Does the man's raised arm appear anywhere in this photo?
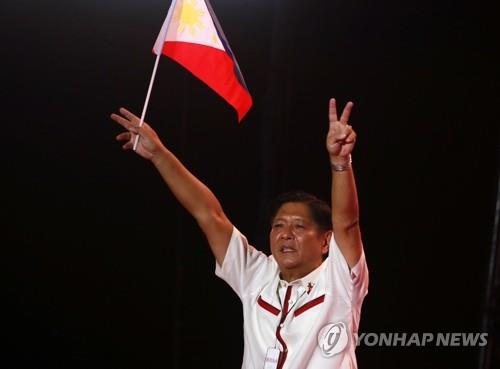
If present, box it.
[326,98,363,268]
[111,108,233,266]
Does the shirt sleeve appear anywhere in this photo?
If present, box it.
[328,236,369,305]
[215,226,274,299]
[350,249,369,306]
[328,237,369,336]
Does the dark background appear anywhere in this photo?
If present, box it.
[1,0,497,368]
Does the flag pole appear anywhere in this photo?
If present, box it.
[133,52,162,151]
[133,0,178,151]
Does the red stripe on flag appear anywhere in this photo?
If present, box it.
[162,41,252,122]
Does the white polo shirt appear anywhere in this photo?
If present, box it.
[215,226,369,369]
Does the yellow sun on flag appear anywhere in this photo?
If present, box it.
[211,34,219,46]
[174,0,205,37]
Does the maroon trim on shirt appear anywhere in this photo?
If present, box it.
[276,328,287,369]
[257,296,280,316]
[276,286,292,369]
[293,294,326,317]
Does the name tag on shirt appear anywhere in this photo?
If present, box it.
[263,347,280,369]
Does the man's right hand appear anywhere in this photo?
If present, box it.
[111,107,165,161]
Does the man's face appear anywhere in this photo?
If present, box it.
[270,202,330,280]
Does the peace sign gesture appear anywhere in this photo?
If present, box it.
[326,98,356,159]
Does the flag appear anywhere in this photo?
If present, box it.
[153,0,253,122]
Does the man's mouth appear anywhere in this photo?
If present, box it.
[281,246,297,253]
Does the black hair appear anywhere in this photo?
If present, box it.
[269,190,332,233]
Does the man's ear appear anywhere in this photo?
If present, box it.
[322,231,333,254]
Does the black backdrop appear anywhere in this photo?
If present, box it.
[2,1,497,368]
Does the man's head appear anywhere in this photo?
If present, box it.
[269,191,332,282]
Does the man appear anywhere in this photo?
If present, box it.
[110,98,368,369]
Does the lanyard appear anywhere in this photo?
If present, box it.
[277,284,307,319]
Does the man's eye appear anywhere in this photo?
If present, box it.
[273,223,283,228]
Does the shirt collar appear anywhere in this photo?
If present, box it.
[278,260,326,293]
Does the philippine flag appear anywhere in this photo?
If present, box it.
[153,0,253,122]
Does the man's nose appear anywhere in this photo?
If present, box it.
[280,226,294,239]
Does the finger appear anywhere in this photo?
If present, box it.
[111,113,135,130]
[333,130,348,142]
[122,141,134,150]
[119,107,139,122]
[329,98,338,122]
[330,123,350,139]
[116,132,132,142]
[331,124,354,142]
[345,131,356,144]
[340,101,354,125]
